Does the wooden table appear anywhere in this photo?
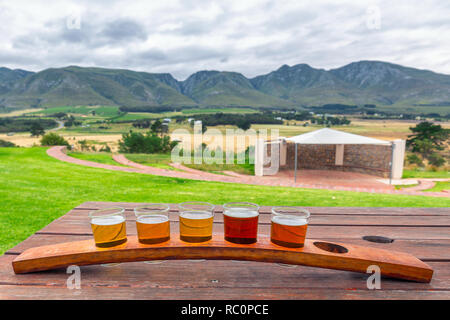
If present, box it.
[1,202,449,299]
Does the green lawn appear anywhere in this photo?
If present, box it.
[186,161,254,175]
[125,153,178,171]
[113,152,254,175]
[0,147,449,255]
[394,183,419,190]
[424,181,450,192]
[402,169,450,179]
[67,151,128,167]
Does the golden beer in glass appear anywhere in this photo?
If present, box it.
[89,207,127,247]
[135,204,170,244]
[179,202,214,243]
[270,207,310,248]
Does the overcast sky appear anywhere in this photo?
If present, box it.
[1,0,449,80]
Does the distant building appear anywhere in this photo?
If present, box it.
[163,118,171,123]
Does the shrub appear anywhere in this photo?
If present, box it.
[30,122,45,137]
[0,139,16,147]
[40,133,71,149]
[119,131,178,154]
[406,154,424,167]
[428,153,446,167]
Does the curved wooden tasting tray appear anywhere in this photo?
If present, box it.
[12,235,433,282]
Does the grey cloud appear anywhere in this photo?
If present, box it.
[1,0,450,79]
[100,18,147,42]
[137,49,167,61]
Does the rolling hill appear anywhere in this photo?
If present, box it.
[1,61,450,114]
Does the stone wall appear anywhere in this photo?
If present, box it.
[266,142,392,177]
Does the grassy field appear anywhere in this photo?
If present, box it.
[0,147,448,255]
[77,151,255,174]
[402,169,450,179]
[125,153,179,171]
[29,105,121,117]
[68,151,128,167]
[425,181,450,192]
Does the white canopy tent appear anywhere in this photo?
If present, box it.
[284,128,395,183]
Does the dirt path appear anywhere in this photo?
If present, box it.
[47,146,449,197]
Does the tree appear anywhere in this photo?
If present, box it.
[406,121,449,167]
[119,131,178,154]
[428,153,445,167]
[0,139,16,147]
[151,120,163,136]
[407,122,449,153]
[40,133,70,148]
[30,122,45,137]
[237,119,251,131]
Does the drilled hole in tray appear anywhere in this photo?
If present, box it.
[362,236,394,244]
[314,241,348,254]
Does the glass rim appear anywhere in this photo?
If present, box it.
[271,206,310,219]
[178,201,214,212]
[89,207,125,219]
[134,203,170,216]
[223,202,260,210]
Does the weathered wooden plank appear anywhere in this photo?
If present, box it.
[61,209,450,226]
[11,235,433,282]
[0,255,448,291]
[36,220,450,241]
[1,285,449,300]
[2,202,449,300]
[5,234,450,261]
[74,202,450,215]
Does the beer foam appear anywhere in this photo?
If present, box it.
[137,214,169,224]
[91,215,125,226]
[272,215,308,226]
[223,209,259,218]
[179,211,213,219]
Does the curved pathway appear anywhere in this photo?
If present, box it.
[403,180,436,192]
[47,146,448,197]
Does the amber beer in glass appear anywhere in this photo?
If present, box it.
[270,207,310,248]
[89,207,127,247]
[135,204,170,244]
[179,202,214,243]
[223,202,260,244]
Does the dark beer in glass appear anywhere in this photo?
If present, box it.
[223,202,260,244]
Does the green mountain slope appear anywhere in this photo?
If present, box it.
[182,71,293,107]
[0,67,34,95]
[0,66,196,109]
[1,61,450,113]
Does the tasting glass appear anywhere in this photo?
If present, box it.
[178,201,215,243]
[222,202,260,244]
[89,207,127,248]
[270,206,310,248]
[134,204,170,244]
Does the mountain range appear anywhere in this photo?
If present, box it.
[1,61,450,113]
